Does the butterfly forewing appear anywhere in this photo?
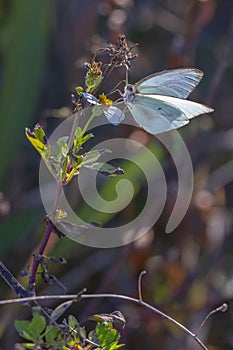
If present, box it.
[136,68,204,99]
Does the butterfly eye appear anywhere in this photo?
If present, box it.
[124,85,133,94]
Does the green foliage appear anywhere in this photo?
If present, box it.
[26,120,123,187]
[15,308,46,344]
[89,323,124,350]
[25,124,50,162]
[15,312,124,350]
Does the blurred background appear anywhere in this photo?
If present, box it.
[0,0,233,349]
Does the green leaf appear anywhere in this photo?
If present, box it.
[15,320,34,342]
[56,136,69,158]
[44,325,60,344]
[25,124,50,160]
[75,86,84,95]
[50,300,74,323]
[84,162,124,176]
[29,311,46,341]
[73,128,93,152]
[21,344,36,349]
[68,315,79,329]
[15,311,46,344]
[82,149,111,166]
[90,323,124,350]
[25,124,57,179]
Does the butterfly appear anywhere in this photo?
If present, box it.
[104,68,214,134]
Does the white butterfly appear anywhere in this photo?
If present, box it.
[104,68,214,134]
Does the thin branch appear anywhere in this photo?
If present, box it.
[29,220,54,292]
[0,292,208,350]
[138,270,146,302]
[195,303,228,337]
[0,260,33,298]
[29,183,63,292]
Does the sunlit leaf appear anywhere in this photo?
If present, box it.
[84,162,124,176]
[68,315,79,329]
[25,124,50,160]
[50,300,74,323]
[89,323,124,350]
[56,136,69,158]
[82,149,111,166]
[53,219,97,240]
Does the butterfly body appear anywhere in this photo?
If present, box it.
[104,68,214,134]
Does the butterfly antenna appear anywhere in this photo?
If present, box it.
[108,80,125,98]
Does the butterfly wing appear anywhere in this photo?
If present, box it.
[104,106,125,125]
[135,68,204,98]
[127,94,213,135]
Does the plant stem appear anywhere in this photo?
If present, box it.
[29,183,63,293]
[0,260,33,298]
[92,60,119,96]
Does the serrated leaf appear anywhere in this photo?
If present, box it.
[84,162,124,177]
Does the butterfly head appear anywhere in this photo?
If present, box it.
[123,84,136,104]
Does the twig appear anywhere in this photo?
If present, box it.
[0,260,33,298]
[29,183,63,292]
[0,292,209,350]
[138,270,146,302]
[195,303,228,337]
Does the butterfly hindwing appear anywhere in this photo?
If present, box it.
[128,97,189,135]
[128,94,213,135]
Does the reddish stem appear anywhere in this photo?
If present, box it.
[29,183,63,292]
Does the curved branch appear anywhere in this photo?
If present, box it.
[0,292,208,350]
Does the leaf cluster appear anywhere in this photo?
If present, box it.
[15,308,124,350]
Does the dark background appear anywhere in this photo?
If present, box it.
[0,0,233,349]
